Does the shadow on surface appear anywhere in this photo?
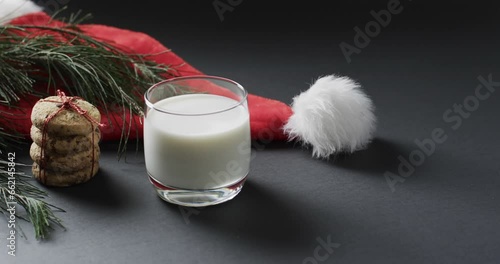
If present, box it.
[99,140,145,165]
[251,140,298,151]
[161,180,329,252]
[46,169,126,209]
[331,138,414,175]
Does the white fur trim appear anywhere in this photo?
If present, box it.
[283,75,376,158]
[0,0,42,24]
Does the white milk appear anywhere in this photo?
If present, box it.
[144,94,251,190]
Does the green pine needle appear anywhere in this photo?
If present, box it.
[0,11,191,239]
[0,159,65,240]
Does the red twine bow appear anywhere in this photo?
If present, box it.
[39,90,102,184]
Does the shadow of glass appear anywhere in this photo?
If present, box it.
[161,180,327,253]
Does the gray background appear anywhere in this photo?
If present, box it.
[3,0,500,263]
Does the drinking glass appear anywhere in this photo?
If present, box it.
[144,76,251,207]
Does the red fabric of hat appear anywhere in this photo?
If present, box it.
[3,12,292,142]
[2,10,376,159]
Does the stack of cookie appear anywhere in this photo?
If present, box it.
[30,95,101,187]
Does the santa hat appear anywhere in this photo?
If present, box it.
[0,0,376,159]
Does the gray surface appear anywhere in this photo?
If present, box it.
[3,1,500,263]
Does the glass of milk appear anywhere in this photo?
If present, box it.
[144,76,251,207]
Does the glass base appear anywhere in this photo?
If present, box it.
[148,175,247,207]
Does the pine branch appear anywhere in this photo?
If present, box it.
[0,24,183,156]
[0,157,65,240]
[0,12,192,239]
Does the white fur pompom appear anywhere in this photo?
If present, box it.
[0,0,42,25]
[283,75,376,158]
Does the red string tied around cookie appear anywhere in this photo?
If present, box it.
[39,90,102,184]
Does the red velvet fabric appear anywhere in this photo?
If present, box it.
[2,12,292,141]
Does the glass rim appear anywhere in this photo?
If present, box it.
[144,75,248,116]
